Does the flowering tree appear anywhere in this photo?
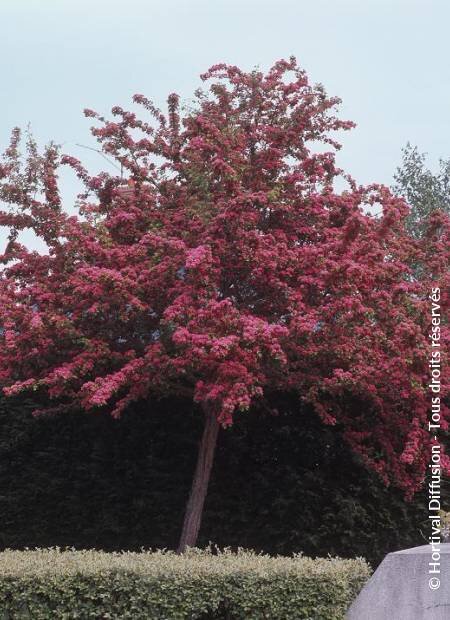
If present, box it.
[0,58,448,551]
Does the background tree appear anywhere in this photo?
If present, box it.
[393,143,450,238]
[0,59,448,552]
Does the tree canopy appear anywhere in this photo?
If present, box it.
[0,58,448,517]
[394,143,450,238]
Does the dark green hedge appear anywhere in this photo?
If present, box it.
[0,548,370,619]
[0,394,427,566]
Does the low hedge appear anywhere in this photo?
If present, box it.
[0,548,370,619]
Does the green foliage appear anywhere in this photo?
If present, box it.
[0,396,198,553]
[393,143,450,237]
[0,394,427,567]
[202,394,429,565]
[0,548,370,619]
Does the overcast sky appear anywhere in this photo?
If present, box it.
[1,0,449,251]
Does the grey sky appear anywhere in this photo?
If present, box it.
[1,0,449,251]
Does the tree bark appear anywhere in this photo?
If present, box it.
[177,407,220,553]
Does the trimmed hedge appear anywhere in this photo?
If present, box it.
[0,548,370,619]
[0,395,427,567]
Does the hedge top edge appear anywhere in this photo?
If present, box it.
[0,548,370,579]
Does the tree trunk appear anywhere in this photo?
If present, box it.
[177,407,220,553]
